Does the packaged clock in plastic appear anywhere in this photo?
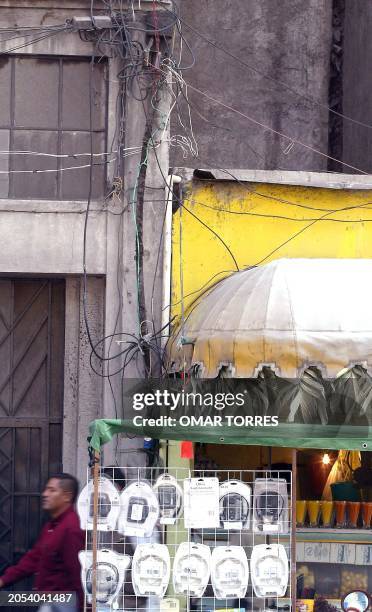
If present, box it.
[219,480,251,530]
[132,543,171,598]
[153,473,183,525]
[79,549,130,607]
[173,542,211,598]
[253,478,289,533]
[77,477,120,531]
[211,545,249,600]
[183,477,220,528]
[250,544,289,598]
[118,480,159,537]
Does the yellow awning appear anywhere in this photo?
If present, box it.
[167,258,372,378]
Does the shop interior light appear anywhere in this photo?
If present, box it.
[322,452,331,465]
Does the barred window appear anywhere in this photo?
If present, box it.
[0,56,107,200]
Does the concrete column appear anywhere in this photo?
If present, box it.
[63,276,105,486]
[111,40,172,466]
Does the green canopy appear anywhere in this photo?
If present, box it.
[88,418,371,453]
[88,369,372,453]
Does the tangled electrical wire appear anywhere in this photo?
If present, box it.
[0,22,73,54]
[89,318,175,419]
[80,0,200,387]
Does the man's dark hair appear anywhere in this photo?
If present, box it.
[50,473,79,504]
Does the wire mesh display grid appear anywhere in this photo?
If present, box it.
[83,466,293,612]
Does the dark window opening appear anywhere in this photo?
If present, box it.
[327,0,345,173]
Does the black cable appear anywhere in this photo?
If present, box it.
[166,269,236,311]
[119,41,242,366]
[252,198,372,267]
[124,15,179,35]
[174,19,195,71]
[125,72,240,274]
[186,195,372,223]
[79,6,238,384]
[0,28,70,55]
[82,54,100,360]
[156,61,369,174]
[154,0,372,133]
[149,196,167,355]
[180,201,239,270]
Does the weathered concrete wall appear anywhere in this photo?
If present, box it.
[172,0,333,171]
[343,1,372,174]
[0,202,106,275]
[63,277,105,485]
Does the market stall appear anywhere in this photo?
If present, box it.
[86,424,296,612]
[82,259,372,611]
[85,414,371,612]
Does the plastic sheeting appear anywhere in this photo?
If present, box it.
[88,418,371,452]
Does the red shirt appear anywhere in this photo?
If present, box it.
[0,506,85,610]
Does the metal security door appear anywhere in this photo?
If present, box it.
[0,279,65,603]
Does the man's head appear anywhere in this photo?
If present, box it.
[42,473,79,517]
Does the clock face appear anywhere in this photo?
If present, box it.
[158,485,177,509]
[86,563,119,603]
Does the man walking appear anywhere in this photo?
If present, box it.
[0,473,84,611]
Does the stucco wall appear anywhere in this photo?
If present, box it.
[172,0,333,171]
[171,178,372,318]
[0,202,106,275]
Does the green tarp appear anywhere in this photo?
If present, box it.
[88,418,372,453]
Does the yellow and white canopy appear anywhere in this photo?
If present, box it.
[168,258,372,378]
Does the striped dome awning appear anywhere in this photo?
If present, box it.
[167,258,372,378]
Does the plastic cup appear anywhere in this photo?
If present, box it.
[320,501,334,528]
[347,501,361,528]
[361,502,372,528]
[307,500,321,527]
[335,501,347,528]
[296,500,307,527]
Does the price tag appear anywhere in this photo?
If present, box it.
[161,599,180,611]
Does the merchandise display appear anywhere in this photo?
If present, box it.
[250,544,289,598]
[117,480,159,537]
[219,480,251,530]
[211,545,249,599]
[132,543,171,598]
[173,542,211,598]
[83,467,293,610]
[79,549,130,606]
[77,477,121,531]
[253,478,289,534]
[153,473,183,525]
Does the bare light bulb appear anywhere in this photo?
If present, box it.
[322,453,331,465]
